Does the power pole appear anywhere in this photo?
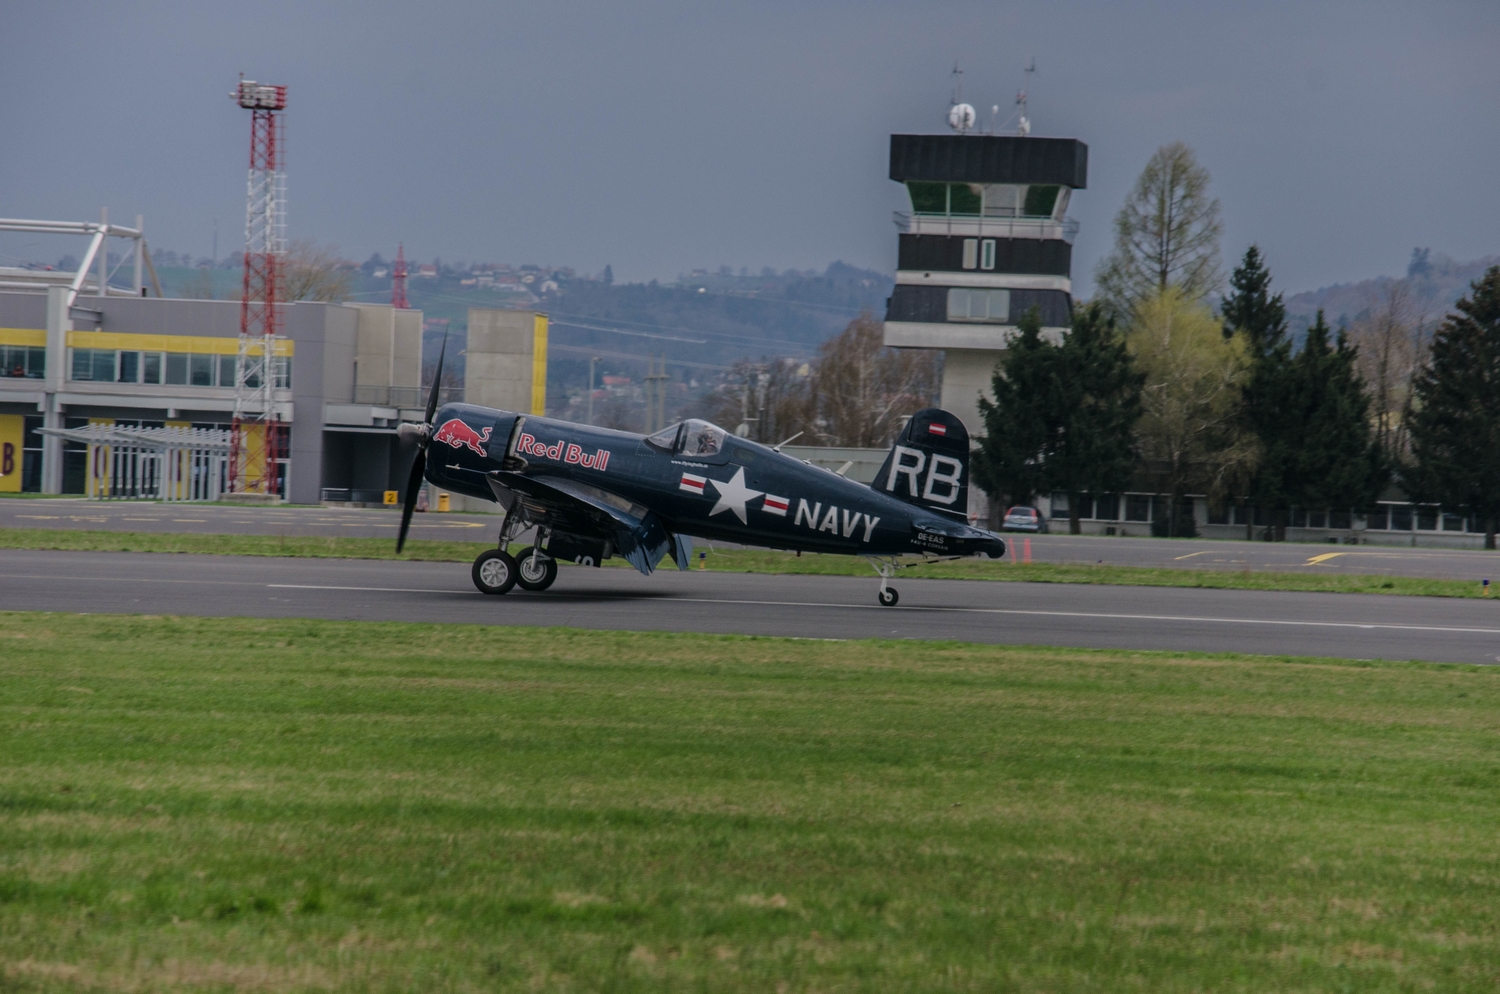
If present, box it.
[644,355,669,433]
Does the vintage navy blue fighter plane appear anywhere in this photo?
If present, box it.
[396,339,1005,605]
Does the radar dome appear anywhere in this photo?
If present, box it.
[947,102,976,133]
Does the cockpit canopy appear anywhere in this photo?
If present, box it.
[645,418,728,457]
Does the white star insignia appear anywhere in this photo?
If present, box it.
[707,467,763,525]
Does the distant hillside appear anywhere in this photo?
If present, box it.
[1285,249,1500,333]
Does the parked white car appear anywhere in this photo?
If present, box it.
[1002,506,1049,533]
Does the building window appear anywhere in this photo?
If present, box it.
[219,355,236,387]
[1390,505,1413,531]
[1,345,44,378]
[962,239,978,270]
[1095,494,1119,521]
[70,348,118,382]
[165,353,189,385]
[947,288,1011,323]
[142,352,162,384]
[1125,495,1151,522]
[1443,512,1467,532]
[980,239,996,270]
[188,354,213,386]
[118,351,139,383]
[1417,508,1438,530]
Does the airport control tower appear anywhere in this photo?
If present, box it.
[882,123,1088,469]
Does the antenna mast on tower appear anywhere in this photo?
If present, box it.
[229,76,288,498]
[391,243,409,308]
[1016,57,1036,136]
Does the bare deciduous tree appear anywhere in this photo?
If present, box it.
[710,357,814,445]
[1347,280,1429,469]
[282,240,355,302]
[809,314,940,447]
[1096,142,1223,316]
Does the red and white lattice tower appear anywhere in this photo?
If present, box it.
[229,77,288,496]
[391,242,409,309]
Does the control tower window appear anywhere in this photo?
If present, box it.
[1023,185,1061,217]
[947,288,1011,324]
[907,182,947,214]
[983,184,1019,217]
[948,184,981,216]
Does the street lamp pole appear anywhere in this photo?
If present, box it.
[587,355,600,425]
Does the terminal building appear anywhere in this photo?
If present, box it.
[0,284,426,503]
[0,262,550,505]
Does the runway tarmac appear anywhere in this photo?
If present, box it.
[3,500,1497,580]
[5,548,1499,665]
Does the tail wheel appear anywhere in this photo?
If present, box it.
[878,587,899,607]
[514,546,559,592]
[472,550,518,595]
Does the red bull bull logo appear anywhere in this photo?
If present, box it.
[433,418,492,456]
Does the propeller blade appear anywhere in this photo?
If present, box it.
[396,449,426,554]
[424,332,448,426]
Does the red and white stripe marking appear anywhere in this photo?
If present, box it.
[762,494,789,516]
[928,422,948,436]
[679,473,707,495]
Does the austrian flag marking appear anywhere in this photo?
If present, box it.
[679,473,707,495]
[928,422,947,436]
[761,494,789,516]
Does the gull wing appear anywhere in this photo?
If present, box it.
[486,471,691,575]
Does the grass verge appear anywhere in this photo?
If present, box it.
[2,525,1497,598]
[1,614,1498,991]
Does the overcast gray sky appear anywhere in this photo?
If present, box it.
[3,1,1497,296]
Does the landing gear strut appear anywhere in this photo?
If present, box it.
[868,557,899,607]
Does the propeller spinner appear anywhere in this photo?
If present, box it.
[396,333,447,553]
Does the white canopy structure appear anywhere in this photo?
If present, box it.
[37,424,230,501]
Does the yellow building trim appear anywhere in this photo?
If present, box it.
[530,313,548,416]
[0,414,22,493]
[65,331,294,356]
[0,328,46,347]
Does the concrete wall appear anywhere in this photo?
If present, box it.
[467,308,542,414]
[347,303,422,396]
[285,303,359,505]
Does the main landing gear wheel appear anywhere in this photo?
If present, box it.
[878,587,899,607]
[514,546,558,592]
[472,549,518,595]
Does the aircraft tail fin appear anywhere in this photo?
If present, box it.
[870,408,971,522]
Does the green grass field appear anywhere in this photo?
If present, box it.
[2,525,1496,599]
[2,613,1498,991]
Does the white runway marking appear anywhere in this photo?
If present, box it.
[263,584,1500,637]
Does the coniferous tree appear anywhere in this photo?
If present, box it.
[974,307,1057,509]
[1221,245,1286,353]
[1288,313,1385,525]
[1408,266,1500,549]
[1047,302,1144,533]
[1226,246,1295,537]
